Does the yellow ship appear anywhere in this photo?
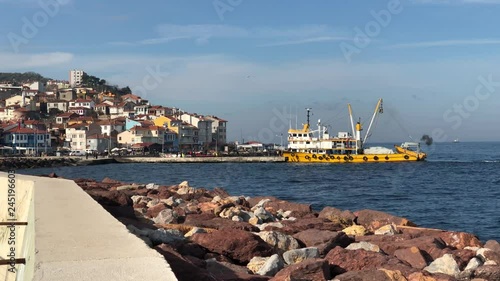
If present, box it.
[283,99,427,163]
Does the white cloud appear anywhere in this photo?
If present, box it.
[386,39,500,49]
[258,36,349,47]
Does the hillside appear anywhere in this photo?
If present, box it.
[0,72,51,84]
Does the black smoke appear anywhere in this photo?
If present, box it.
[421,134,433,145]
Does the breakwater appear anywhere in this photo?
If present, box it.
[0,157,116,170]
[70,175,500,281]
[115,156,285,163]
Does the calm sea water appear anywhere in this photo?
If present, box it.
[19,142,500,242]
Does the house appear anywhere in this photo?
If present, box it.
[110,102,135,118]
[117,125,165,147]
[96,119,124,137]
[178,122,199,150]
[95,103,110,115]
[121,94,143,104]
[23,120,47,131]
[58,89,76,101]
[134,104,150,116]
[69,107,91,116]
[180,113,213,148]
[86,134,112,152]
[69,98,95,109]
[5,95,25,107]
[67,116,95,126]
[148,106,168,117]
[163,128,179,152]
[64,124,88,150]
[3,126,51,154]
[46,100,69,113]
[56,112,78,125]
[205,115,228,145]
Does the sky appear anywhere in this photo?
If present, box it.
[1,0,500,143]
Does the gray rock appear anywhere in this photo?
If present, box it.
[116,184,137,191]
[148,229,183,245]
[257,254,284,276]
[346,241,381,253]
[254,206,274,222]
[283,247,320,265]
[258,222,284,231]
[251,199,271,211]
[131,195,147,205]
[146,183,159,190]
[465,257,483,271]
[257,231,300,252]
[424,253,460,277]
[153,209,178,224]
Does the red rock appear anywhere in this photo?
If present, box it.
[354,209,417,232]
[325,246,416,277]
[485,240,500,253]
[474,265,500,280]
[184,214,259,232]
[334,269,405,281]
[292,229,353,255]
[318,206,356,226]
[248,196,312,217]
[102,177,122,184]
[271,258,331,281]
[145,203,168,218]
[394,247,428,269]
[154,244,218,281]
[176,242,207,259]
[407,271,456,281]
[191,229,274,264]
[86,190,132,206]
[452,249,476,270]
[210,187,231,198]
[277,217,344,235]
[438,231,482,250]
[199,202,219,213]
[206,260,271,281]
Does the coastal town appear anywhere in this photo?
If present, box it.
[0,70,239,157]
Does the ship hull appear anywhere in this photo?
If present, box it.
[283,150,426,163]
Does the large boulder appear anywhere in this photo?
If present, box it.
[333,269,407,281]
[86,190,132,206]
[247,196,312,218]
[354,209,416,232]
[278,217,344,235]
[393,246,428,269]
[325,246,415,277]
[282,247,320,265]
[293,229,353,255]
[205,259,271,281]
[423,254,460,277]
[318,206,355,226]
[191,229,274,264]
[271,258,331,281]
[185,213,259,232]
[256,231,300,253]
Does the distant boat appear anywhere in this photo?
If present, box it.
[453,139,459,143]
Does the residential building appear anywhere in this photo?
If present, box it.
[180,113,213,148]
[3,126,51,154]
[121,94,143,104]
[69,98,95,109]
[96,119,124,137]
[86,134,112,152]
[95,103,110,115]
[205,116,228,145]
[69,70,84,87]
[110,102,135,118]
[148,106,168,117]
[56,112,78,125]
[64,123,100,150]
[117,125,165,147]
[69,107,91,116]
[134,104,150,116]
[5,95,25,107]
[46,100,69,113]
[58,89,76,101]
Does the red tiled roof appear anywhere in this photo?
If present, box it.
[6,127,46,134]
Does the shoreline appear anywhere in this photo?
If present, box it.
[61,175,500,280]
[0,156,285,170]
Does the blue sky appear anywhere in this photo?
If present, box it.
[1,0,500,143]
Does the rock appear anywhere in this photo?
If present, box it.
[355,209,417,232]
[86,190,132,206]
[271,258,331,281]
[282,247,320,265]
[423,254,460,277]
[146,183,159,190]
[279,217,344,235]
[478,248,500,264]
[232,215,243,222]
[131,195,148,205]
[325,246,415,277]
[256,231,300,253]
[248,256,269,274]
[249,217,261,225]
[318,206,356,226]
[198,201,218,213]
[394,247,428,269]
[474,265,500,280]
[346,241,381,253]
[146,198,161,208]
[464,257,483,271]
[145,203,167,218]
[154,244,217,281]
[48,172,58,178]
[343,225,368,236]
[153,209,178,224]
[438,231,482,250]
[334,269,407,281]
[293,229,353,256]
[248,196,312,218]
[257,254,285,277]
[176,242,207,259]
[254,206,275,222]
[259,222,284,231]
[407,271,455,281]
[453,248,477,270]
[206,259,271,281]
[148,229,184,246]
[177,183,195,195]
[184,213,259,232]
[215,202,235,217]
[375,224,400,236]
[191,229,274,263]
[184,227,207,238]
[102,177,121,184]
[116,184,139,191]
[484,240,500,253]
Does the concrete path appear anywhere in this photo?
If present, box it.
[2,172,178,281]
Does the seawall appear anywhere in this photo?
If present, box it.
[115,156,286,163]
[0,157,117,171]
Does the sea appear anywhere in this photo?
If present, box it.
[19,142,500,242]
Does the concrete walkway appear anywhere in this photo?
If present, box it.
[2,173,178,281]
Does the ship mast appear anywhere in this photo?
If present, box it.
[347,104,356,138]
[363,98,383,144]
[305,108,311,127]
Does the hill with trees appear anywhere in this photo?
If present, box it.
[0,72,51,85]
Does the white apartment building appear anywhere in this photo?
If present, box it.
[69,70,84,87]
